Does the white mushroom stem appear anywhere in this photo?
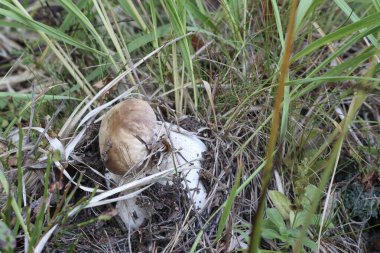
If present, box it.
[105,173,151,231]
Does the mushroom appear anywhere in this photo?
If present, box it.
[99,99,157,175]
[99,99,207,230]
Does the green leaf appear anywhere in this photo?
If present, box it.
[292,211,308,228]
[302,237,318,250]
[261,228,282,240]
[268,191,292,220]
[262,219,277,231]
[266,208,286,232]
[301,185,318,209]
[0,220,15,252]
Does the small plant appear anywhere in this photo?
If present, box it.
[260,185,334,252]
[343,181,380,221]
[0,220,16,252]
[261,208,317,252]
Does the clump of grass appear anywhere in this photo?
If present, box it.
[0,0,379,252]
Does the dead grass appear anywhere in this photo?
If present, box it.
[1,1,380,252]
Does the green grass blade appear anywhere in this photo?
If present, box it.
[373,0,380,10]
[8,0,96,97]
[93,0,128,66]
[295,0,324,31]
[58,0,88,32]
[57,0,119,70]
[287,76,380,87]
[0,5,104,55]
[334,0,379,47]
[292,47,377,98]
[293,12,380,61]
[306,26,380,78]
[117,0,148,32]
[0,92,80,101]
[185,1,217,32]
[163,0,198,109]
[16,125,24,209]
[29,155,52,251]
[0,19,25,28]
[190,161,266,251]
[219,0,243,44]
[11,197,30,240]
[127,24,172,53]
[216,157,243,241]
[149,0,164,86]
[270,0,284,48]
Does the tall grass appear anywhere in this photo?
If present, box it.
[0,0,379,252]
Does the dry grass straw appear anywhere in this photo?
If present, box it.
[1,0,379,252]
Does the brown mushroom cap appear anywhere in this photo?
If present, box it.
[99,99,157,175]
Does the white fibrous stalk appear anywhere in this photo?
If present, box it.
[105,172,151,231]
